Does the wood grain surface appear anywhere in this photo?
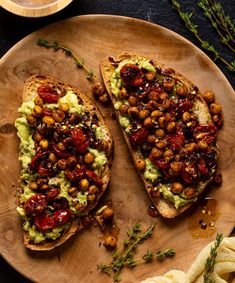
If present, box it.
[0,15,234,283]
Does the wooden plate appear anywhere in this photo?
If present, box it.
[0,0,73,17]
[0,15,234,283]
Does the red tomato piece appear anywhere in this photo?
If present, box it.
[53,209,73,225]
[34,213,56,231]
[46,188,60,202]
[37,85,58,103]
[150,157,170,170]
[197,158,209,176]
[193,123,217,144]
[24,194,47,216]
[86,169,103,186]
[120,64,144,87]
[71,128,89,153]
[52,144,71,159]
[129,128,149,148]
[167,132,185,152]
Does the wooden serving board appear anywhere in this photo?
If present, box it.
[0,15,234,283]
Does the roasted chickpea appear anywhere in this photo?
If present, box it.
[146,100,158,110]
[52,110,65,122]
[128,106,139,117]
[84,152,95,164]
[68,187,78,195]
[150,147,163,159]
[163,149,174,160]
[88,185,98,194]
[99,93,110,105]
[163,81,174,92]
[119,104,129,115]
[58,159,67,170]
[92,83,105,99]
[26,115,37,126]
[198,140,208,150]
[147,135,156,144]
[139,109,150,120]
[210,103,222,115]
[158,116,166,128]
[186,143,198,153]
[171,182,183,194]
[145,71,156,81]
[103,207,114,219]
[104,235,117,248]
[57,142,66,151]
[151,110,162,119]
[176,85,188,97]
[165,113,175,122]
[174,154,181,162]
[170,161,182,173]
[66,156,77,168]
[118,87,128,99]
[162,99,171,109]
[42,116,55,127]
[148,91,159,101]
[32,105,43,117]
[41,184,49,190]
[34,95,43,106]
[79,179,89,190]
[39,139,49,149]
[34,132,43,142]
[143,117,153,128]
[159,92,169,100]
[155,140,167,149]
[87,193,96,202]
[49,152,57,163]
[29,182,38,190]
[155,129,165,138]
[59,103,69,112]
[128,95,138,106]
[184,187,197,199]
[182,111,191,123]
[37,178,47,186]
[201,91,215,104]
[166,121,176,133]
[212,114,223,127]
[135,158,146,170]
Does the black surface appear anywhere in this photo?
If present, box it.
[0,0,234,282]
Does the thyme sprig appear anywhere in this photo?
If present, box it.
[170,0,235,72]
[37,39,96,81]
[156,248,176,262]
[198,0,235,53]
[203,233,223,283]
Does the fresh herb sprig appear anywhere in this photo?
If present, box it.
[37,39,96,80]
[156,248,176,262]
[170,0,235,72]
[203,233,223,283]
[198,0,235,53]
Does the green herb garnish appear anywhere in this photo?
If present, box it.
[37,39,96,80]
[156,248,176,261]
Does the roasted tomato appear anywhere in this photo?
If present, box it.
[30,151,47,170]
[52,144,71,159]
[54,209,73,225]
[64,166,86,182]
[46,188,60,202]
[181,163,197,184]
[193,123,217,144]
[120,64,144,87]
[34,213,56,231]
[129,128,149,148]
[51,197,69,210]
[24,194,47,216]
[150,157,170,170]
[37,85,59,104]
[86,169,103,187]
[167,131,185,152]
[71,128,89,153]
[197,158,209,176]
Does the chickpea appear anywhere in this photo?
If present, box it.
[139,109,150,120]
[176,85,188,97]
[79,179,89,190]
[118,87,128,99]
[104,235,117,248]
[57,142,66,151]
[37,178,47,186]
[92,82,104,99]
[184,187,197,199]
[159,92,169,100]
[198,140,208,150]
[52,110,65,122]
[42,116,55,127]
[49,152,57,163]
[171,182,184,194]
[87,193,96,202]
[145,71,156,81]
[119,104,129,115]
[163,149,174,160]
[128,95,138,106]
[162,99,171,109]
[103,207,114,219]
[66,156,77,168]
[155,129,165,138]
[143,117,153,128]
[166,121,176,133]
[170,161,182,173]
[186,143,198,153]
[32,105,43,117]
[29,182,38,190]
[212,114,223,127]
[174,154,181,162]
[158,116,166,128]
[210,103,222,115]
[34,132,43,142]
[99,93,110,105]
[147,135,156,144]
[148,91,159,101]
[59,103,70,112]
[39,139,49,149]
[135,158,146,170]
[128,106,139,117]
[201,91,215,104]
[100,140,109,151]
[41,184,49,190]
[165,112,175,122]
[26,115,37,126]
[182,111,191,123]
[68,187,78,195]
[150,147,163,159]
[163,81,174,92]
[151,110,162,119]
[58,159,67,170]
[84,152,95,164]
[34,95,43,106]
[156,140,167,149]
[147,100,158,110]
[88,185,98,194]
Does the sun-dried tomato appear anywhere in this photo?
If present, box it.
[64,166,86,182]
[178,99,192,114]
[37,85,58,104]
[129,128,149,148]
[30,151,47,170]
[86,169,103,186]
[120,64,144,87]
[51,197,69,211]
[34,213,56,231]
[181,163,197,184]
[53,209,73,225]
[46,188,60,202]
[52,144,71,159]
[71,128,89,153]
[150,157,169,170]
[167,131,185,152]
[193,123,217,144]
[24,194,47,216]
[197,158,209,176]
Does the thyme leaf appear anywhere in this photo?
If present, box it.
[156,248,176,262]
[36,39,96,80]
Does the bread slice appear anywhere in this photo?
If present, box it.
[100,53,219,218]
[15,75,113,250]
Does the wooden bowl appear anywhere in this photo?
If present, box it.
[0,0,73,17]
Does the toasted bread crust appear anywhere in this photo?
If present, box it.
[18,75,113,250]
[100,52,218,218]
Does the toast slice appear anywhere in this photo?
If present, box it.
[100,53,219,218]
[15,75,113,250]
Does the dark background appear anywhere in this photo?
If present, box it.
[0,0,234,282]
